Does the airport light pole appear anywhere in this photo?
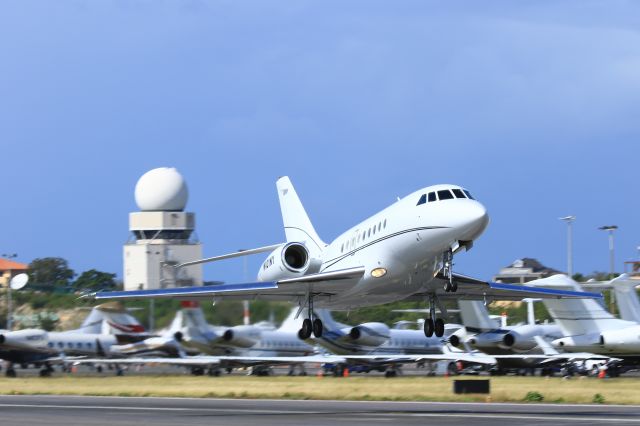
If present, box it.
[559,216,575,277]
[598,225,618,314]
[598,225,618,277]
[242,251,250,326]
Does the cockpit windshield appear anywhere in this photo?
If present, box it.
[416,188,475,205]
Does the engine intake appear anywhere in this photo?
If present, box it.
[341,323,389,347]
[221,326,260,348]
[282,243,309,272]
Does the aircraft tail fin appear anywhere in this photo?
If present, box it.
[278,307,305,333]
[458,300,496,332]
[610,274,640,323]
[528,274,632,335]
[276,176,325,255]
[313,309,348,332]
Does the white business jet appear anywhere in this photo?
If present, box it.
[95,177,598,339]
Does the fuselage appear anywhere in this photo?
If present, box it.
[0,329,119,363]
[259,184,488,309]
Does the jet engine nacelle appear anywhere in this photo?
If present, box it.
[553,334,602,352]
[222,325,261,349]
[257,243,322,282]
[448,328,467,348]
[501,324,562,352]
[501,331,538,352]
[599,327,640,352]
[340,322,390,347]
[174,328,225,354]
[467,332,505,351]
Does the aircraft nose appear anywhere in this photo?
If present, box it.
[463,202,489,239]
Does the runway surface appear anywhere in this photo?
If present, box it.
[1,395,640,426]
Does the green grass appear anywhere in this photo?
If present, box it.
[1,375,639,404]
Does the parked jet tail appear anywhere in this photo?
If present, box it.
[528,274,635,336]
[276,176,325,255]
[278,307,307,333]
[607,275,640,324]
[77,302,146,336]
[458,300,496,332]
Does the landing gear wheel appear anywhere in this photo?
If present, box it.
[299,318,312,339]
[312,318,323,338]
[444,281,452,292]
[434,318,445,338]
[424,318,435,337]
[451,281,458,292]
[6,368,16,378]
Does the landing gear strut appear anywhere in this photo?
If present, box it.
[298,295,323,339]
[424,294,446,338]
[442,249,457,292]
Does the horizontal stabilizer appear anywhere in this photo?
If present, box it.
[177,244,283,268]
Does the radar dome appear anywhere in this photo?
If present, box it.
[135,167,188,211]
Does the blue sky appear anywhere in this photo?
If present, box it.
[1,1,639,284]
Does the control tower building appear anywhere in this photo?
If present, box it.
[123,167,203,291]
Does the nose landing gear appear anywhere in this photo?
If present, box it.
[442,249,457,293]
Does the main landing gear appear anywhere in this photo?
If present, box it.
[424,294,446,338]
[298,295,323,339]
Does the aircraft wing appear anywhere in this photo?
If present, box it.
[338,353,495,366]
[74,354,344,368]
[93,267,365,302]
[407,272,603,301]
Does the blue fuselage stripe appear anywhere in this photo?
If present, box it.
[489,282,602,299]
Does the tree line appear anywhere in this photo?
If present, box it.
[26,257,119,292]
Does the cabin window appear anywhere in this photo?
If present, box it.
[383,219,387,228]
[452,189,466,199]
[368,228,371,238]
[428,192,436,202]
[378,222,382,232]
[57,342,63,348]
[48,342,54,348]
[437,190,454,200]
[417,194,427,205]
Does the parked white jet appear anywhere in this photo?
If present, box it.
[581,274,640,323]
[95,177,599,339]
[530,275,640,368]
[0,303,148,377]
[450,300,562,355]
